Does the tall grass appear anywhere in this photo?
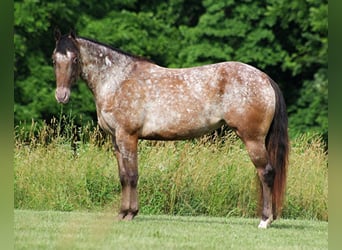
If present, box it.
[14,118,328,220]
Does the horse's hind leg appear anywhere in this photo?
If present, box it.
[244,138,275,228]
[112,131,139,221]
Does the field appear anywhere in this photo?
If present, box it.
[14,120,328,249]
[14,120,328,220]
[14,210,327,250]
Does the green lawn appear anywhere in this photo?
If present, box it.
[14,210,327,249]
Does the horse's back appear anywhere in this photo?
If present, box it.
[95,59,276,141]
[118,61,276,140]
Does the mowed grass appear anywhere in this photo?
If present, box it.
[14,210,327,250]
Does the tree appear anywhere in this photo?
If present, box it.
[264,0,328,141]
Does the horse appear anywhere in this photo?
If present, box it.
[52,29,289,229]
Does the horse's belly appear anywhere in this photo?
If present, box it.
[139,112,224,140]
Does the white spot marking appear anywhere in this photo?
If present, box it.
[55,51,75,62]
[105,56,112,66]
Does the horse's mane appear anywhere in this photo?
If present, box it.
[78,36,152,62]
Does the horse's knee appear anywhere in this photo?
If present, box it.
[120,172,139,187]
[129,173,139,187]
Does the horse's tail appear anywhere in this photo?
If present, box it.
[265,77,289,218]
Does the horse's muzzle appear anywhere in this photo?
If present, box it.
[55,87,70,104]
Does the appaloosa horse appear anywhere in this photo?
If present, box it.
[52,29,289,228]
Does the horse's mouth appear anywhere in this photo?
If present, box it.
[55,87,70,104]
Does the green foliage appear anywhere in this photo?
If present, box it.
[178,0,285,68]
[14,54,57,123]
[14,0,328,143]
[78,10,181,66]
[14,120,328,220]
[288,68,328,142]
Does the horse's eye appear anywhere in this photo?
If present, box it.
[73,57,78,64]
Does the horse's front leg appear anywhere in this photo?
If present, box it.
[112,131,139,221]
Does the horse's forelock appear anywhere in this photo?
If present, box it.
[56,35,79,55]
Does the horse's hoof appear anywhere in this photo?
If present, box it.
[116,212,136,221]
[258,217,273,229]
[123,213,134,221]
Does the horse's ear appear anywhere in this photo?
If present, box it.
[54,27,61,41]
[69,29,77,39]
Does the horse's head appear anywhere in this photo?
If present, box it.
[52,29,81,104]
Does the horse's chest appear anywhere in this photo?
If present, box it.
[96,109,117,135]
[96,104,141,136]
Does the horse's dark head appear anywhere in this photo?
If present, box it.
[52,29,80,104]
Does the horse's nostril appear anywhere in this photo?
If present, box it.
[55,87,70,104]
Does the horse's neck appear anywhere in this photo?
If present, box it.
[77,38,135,94]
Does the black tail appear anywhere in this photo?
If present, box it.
[265,77,289,218]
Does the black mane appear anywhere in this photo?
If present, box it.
[79,36,151,62]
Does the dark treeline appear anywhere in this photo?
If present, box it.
[14,0,327,143]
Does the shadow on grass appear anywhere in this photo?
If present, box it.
[134,214,258,226]
[131,214,326,231]
[270,219,327,230]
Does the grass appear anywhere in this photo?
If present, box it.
[14,209,328,250]
[14,118,328,220]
